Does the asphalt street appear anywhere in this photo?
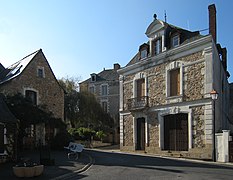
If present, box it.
[69,149,233,180]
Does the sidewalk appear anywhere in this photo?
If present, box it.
[0,149,91,180]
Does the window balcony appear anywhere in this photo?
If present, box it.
[127,96,149,111]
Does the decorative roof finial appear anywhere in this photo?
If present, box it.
[153,14,157,20]
[164,10,167,23]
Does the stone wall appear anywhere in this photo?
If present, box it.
[123,115,133,146]
[147,112,159,147]
[184,62,205,101]
[192,106,205,148]
[122,51,205,111]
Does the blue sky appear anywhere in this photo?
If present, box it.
[0,0,233,82]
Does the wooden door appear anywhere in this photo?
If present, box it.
[164,113,188,151]
[229,141,233,162]
[136,118,145,150]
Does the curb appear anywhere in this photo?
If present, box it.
[52,152,93,180]
[90,148,233,167]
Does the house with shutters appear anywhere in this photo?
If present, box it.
[0,49,64,148]
[118,4,231,160]
[79,63,121,144]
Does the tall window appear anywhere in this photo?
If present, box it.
[25,90,37,105]
[170,69,180,96]
[101,101,108,112]
[101,85,108,96]
[153,38,162,55]
[137,79,145,98]
[0,125,4,153]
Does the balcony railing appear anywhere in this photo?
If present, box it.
[127,96,149,110]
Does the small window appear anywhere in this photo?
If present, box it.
[101,101,108,112]
[140,49,147,59]
[101,85,108,96]
[170,69,180,96]
[171,35,179,47]
[89,86,95,94]
[0,125,4,153]
[153,38,162,55]
[37,68,44,78]
[25,90,37,105]
[91,74,96,82]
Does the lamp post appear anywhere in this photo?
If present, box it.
[210,89,218,162]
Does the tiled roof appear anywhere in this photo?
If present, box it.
[0,49,40,84]
[0,95,17,123]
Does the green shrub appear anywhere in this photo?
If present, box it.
[96,130,106,140]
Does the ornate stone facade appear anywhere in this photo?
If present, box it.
[119,5,230,160]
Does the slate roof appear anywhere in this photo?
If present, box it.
[126,21,202,67]
[0,49,40,85]
[80,69,119,84]
[0,95,17,123]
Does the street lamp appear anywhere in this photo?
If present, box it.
[210,89,218,162]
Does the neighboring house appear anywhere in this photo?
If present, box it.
[0,49,64,148]
[0,95,17,163]
[79,64,120,144]
[118,4,231,160]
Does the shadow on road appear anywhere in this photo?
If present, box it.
[85,149,233,175]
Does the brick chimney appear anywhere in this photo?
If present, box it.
[208,4,217,43]
[114,63,120,71]
[222,47,227,71]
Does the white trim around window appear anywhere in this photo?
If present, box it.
[100,84,108,96]
[23,87,39,105]
[166,61,183,103]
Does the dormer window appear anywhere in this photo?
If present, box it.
[171,34,180,48]
[152,38,162,55]
[140,49,147,59]
[139,43,149,59]
[91,74,96,82]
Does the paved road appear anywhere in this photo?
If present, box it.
[70,149,233,180]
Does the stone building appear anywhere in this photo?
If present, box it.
[0,49,64,147]
[79,64,120,144]
[118,4,231,160]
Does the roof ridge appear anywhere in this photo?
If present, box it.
[9,49,41,67]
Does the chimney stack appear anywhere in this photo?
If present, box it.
[208,4,217,43]
[222,47,227,71]
[114,63,121,71]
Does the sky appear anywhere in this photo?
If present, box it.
[0,0,233,83]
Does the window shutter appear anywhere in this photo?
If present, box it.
[137,79,145,98]
[170,69,180,96]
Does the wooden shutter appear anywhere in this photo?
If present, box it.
[137,79,145,98]
[170,69,180,96]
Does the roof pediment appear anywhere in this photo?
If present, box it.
[145,19,165,37]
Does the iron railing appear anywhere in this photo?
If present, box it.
[127,96,148,110]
